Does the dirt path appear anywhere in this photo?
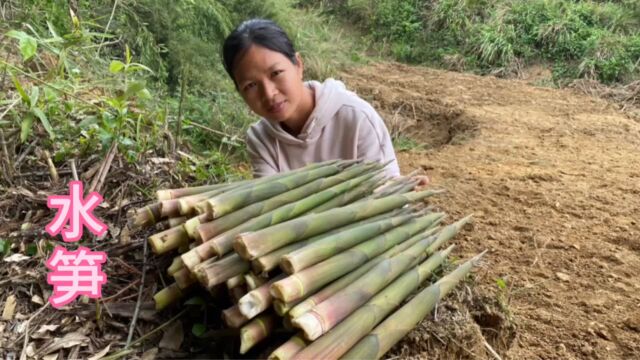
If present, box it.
[343,63,640,359]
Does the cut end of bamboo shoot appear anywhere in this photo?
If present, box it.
[156,189,173,201]
[167,256,184,276]
[149,236,165,255]
[292,312,323,341]
[184,217,202,239]
[233,234,253,260]
[279,256,295,275]
[149,226,189,255]
[269,281,288,302]
[154,283,183,311]
[128,202,162,230]
[238,292,263,319]
[181,249,203,271]
[223,305,249,328]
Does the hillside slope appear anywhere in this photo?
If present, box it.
[343,62,640,359]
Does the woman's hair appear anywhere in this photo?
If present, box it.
[222,19,297,83]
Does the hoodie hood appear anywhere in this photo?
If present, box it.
[259,78,349,146]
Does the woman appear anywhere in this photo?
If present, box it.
[222,18,428,186]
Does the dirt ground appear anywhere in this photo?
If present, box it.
[342,62,640,359]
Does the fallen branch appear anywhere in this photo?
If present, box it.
[126,237,149,347]
[89,141,117,194]
[102,308,188,360]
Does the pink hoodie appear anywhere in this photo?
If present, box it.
[246,79,400,178]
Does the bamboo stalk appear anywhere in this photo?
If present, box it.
[226,274,246,289]
[159,198,183,218]
[206,162,345,219]
[292,233,447,340]
[193,253,249,289]
[182,165,379,269]
[221,166,379,257]
[235,189,443,262]
[223,305,250,328]
[157,182,237,201]
[186,162,334,215]
[306,174,384,214]
[341,251,487,360]
[425,215,473,254]
[168,216,188,228]
[153,283,184,311]
[373,177,418,198]
[148,225,190,255]
[173,267,196,289]
[196,164,375,244]
[245,273,267,290]
[251,207,412,274]
[292,247,454,359]
[238,274,286,319]
[177,187,234,216]
[167,256,184,276]
[287,226,441,320]
[286,227,441,320]
[184,213,212,242]
[270,212,444,303]
[128,202,162,230]
[240,313,277,354]
[268,334,309,360]
[280,212,416,274]
[273,299,303,316]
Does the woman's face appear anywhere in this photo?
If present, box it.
[233,45,305,123]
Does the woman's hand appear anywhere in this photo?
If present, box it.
[412,175,430,190]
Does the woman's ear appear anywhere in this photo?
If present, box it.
[295,52,304,79]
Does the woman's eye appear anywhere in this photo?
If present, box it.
[243,82,256,92]
[272,70,283,77]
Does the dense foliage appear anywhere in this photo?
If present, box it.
[1,0,363,183]
[310,0,640,84]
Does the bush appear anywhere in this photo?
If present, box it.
[305,0,640,84]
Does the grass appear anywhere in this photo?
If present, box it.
[308,0,640,85]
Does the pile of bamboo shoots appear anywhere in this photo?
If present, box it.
[127,160,485,359]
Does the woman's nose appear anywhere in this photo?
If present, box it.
[262,81,278,100]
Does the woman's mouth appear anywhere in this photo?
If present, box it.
[268,101,286,114]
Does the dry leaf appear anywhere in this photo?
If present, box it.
[16,321,28,334]
[2,295,17,320]
[37,325,60,333]
[159,320,183,350]
[31,295,44,305]
[32,324,60,339]
[26,342,37,357]
[42,354,58,360]
[120,226,131,244]
[141,347,158,360]
[36,332,90,356]
[87,344,111,360]
[3,254,30,263]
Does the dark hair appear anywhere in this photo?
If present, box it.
[222,19,298,84]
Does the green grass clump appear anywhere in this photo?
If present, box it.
[310,0,640,85]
